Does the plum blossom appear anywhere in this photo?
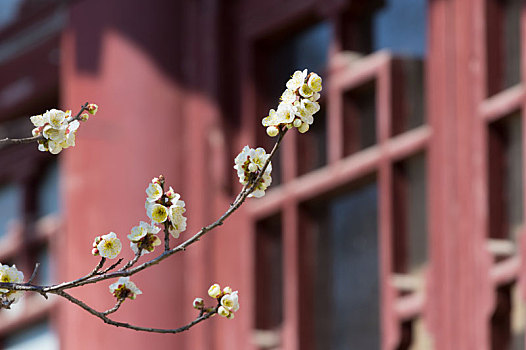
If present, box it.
[234,146,272,198]
[262,70,322,136]
[96,232,122,259]
[109,277,142,300]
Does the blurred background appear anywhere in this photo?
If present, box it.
[0,0,524,349]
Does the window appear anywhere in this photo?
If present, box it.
[300,181,380,350]
[246,2,431,349]
[485,0,522,96]
[3,321,59,350]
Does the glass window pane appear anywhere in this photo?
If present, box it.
[255,213,283,331]
[37,161,60,218]
[488,112,523,244]
[491,283,526,350]
[301,181,379,350]
[343,80,377,156]
[486,0,522,96]
[0,183,21,237]
[4,321,59,350]
[373,0,427,57]
[391,58,425,135]
[392,153,428,274]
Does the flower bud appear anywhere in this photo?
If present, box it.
[165,187,176,199]
[223,286,232,294]
[92,248,99,256]
[298,122,309,133]
[87,103,98,115]
[227,312,235,319]
[193,297,204,309]
[79,113,90,122]
[266,126,279,137]
[293,118,302,128]
[208,283,221,298]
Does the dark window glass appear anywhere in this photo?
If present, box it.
[0,183,21,237]
[372,0,427,134]
[255,213,283,331]
[491,283,526,350]
[37,161,60,218]
[488,112,523,245]
[486,0,522,96]
[297,107,327,176]
[391,58,425,135]
[392,153,428,275]
[343,80,377,156]
[301,181,379,350]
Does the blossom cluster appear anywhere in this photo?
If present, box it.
[145,177,187,238]
[109,277,142,300]
[193,283,239,319]
[234,146,272,198]
[128,221,161,256]
[0,264,24,306]
[30,104,97,154]
[262,69,322,136]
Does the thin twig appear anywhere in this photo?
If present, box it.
[55,290,216,333]
[120,253,141,271]
[102,298,125,315]
[0,102,89,146]
[163,221,170,251]
[99,258,123,274]
[27,263,40,284]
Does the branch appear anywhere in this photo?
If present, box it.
[0,127,287,333]
[0,102,89,146]
[42,128,288,291]
[55,290,216,334]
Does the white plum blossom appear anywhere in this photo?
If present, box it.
[234,146,272,198]
[286,69,308,90]
[0,264,24,306]
[307,73,322,92]
[96,232,122,259]
[262,70,322,136]
[147,203,168,223]
[146,183,163,202]
[221,291,239,313]
[129,221,162,255]
[109,277,142,300]
[143,177,187,239]
[31,108,86,154]
[215,288,239,319]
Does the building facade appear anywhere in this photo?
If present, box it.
[0,0,525,349]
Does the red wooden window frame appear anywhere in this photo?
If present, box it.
[237,2,431,349]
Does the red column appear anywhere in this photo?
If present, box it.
[59,1,204,349]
